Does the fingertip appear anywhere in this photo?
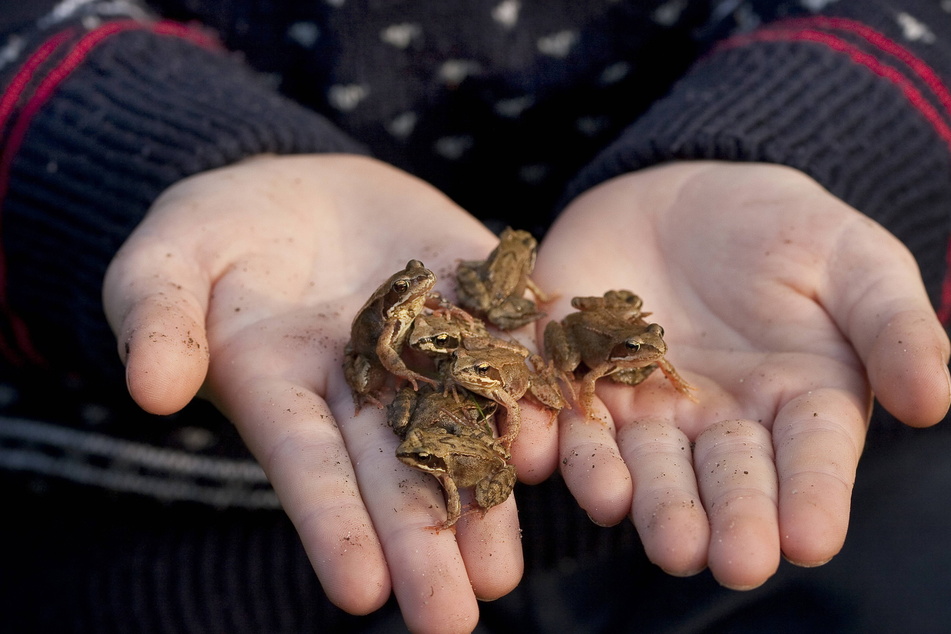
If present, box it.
[458,502,525,601]
[708,521,781,590]
[556,407,632,525]
[322,567,392,616]
[510,404,560,484]
[123,310,210,415]
[639,499,709,576]
[868,314,951,427]
[309,533,392,616]
[778,511,847,568]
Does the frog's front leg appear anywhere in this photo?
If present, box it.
[435,472,463,529]
[493,390,522,449]
[655,358,698,401]
[376,319,437,389]
[577,365,616,419]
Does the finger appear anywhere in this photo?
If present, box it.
[773,388,867,566]
[616,418,708,576]
[329,401,483,633]
[510,400,560,484]
[824,219,951,426]
[558,399,633,527]
[102,238,210,415]
[865,309,951,426]
[694,419,780,590]
[453,493,524,601]
[219,377,392,615]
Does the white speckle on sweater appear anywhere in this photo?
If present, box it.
[288,21,320,48]
[537,30,578,58]
[328,84,369,111]
[896,12,935,43]
[492,0,521,29]
[380,23,422,49]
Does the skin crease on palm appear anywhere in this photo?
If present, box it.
[102,155,950,631]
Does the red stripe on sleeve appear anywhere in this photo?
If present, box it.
[716,28,951,150]
[0,20,222,366]
[715,22,951,323]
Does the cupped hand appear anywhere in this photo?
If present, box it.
[535,161,951,590]
[102,154,556,632]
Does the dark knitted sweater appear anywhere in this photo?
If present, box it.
[2,1,951,631]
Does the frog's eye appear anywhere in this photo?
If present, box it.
[434,334,451,346]
[625,341,641,352]
[476,362,491,375]
[392,279,410,293]
[416,452,433,463]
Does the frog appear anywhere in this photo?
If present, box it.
[572,289,648,320]
[544,290,695,416]
[445,337,567,448]
[406,310,490,363]
[343,259,439,410]
[456,227,551,330]
[389,385,514,528]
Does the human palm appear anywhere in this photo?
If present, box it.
[534,161,951,589]
[102,154,555,632]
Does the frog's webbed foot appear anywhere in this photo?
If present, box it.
[441,378,465,403]
[656,358,698,402]
[352,391,387,415]
[401,371,440,392]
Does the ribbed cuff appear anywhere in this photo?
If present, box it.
[566,16,951,305]
[1,21,365,379]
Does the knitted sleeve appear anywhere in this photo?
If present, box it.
[566,0,951,313]
[0,3,365,382]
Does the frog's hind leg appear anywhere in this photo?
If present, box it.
[525,275,555,304]
[343,353,388,413]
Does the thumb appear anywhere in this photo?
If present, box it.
[823,217,951,427]
[103,235,210,415]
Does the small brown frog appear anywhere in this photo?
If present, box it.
[389,385,515,528]
[343,260,439,410]
[544,290,694,416]
[573,289,649,320]
[456,227,551,330]
[407,311,490,363]
[445,338,567,448]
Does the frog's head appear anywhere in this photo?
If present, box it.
[396,428,453,475]
[610,323,667,365]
